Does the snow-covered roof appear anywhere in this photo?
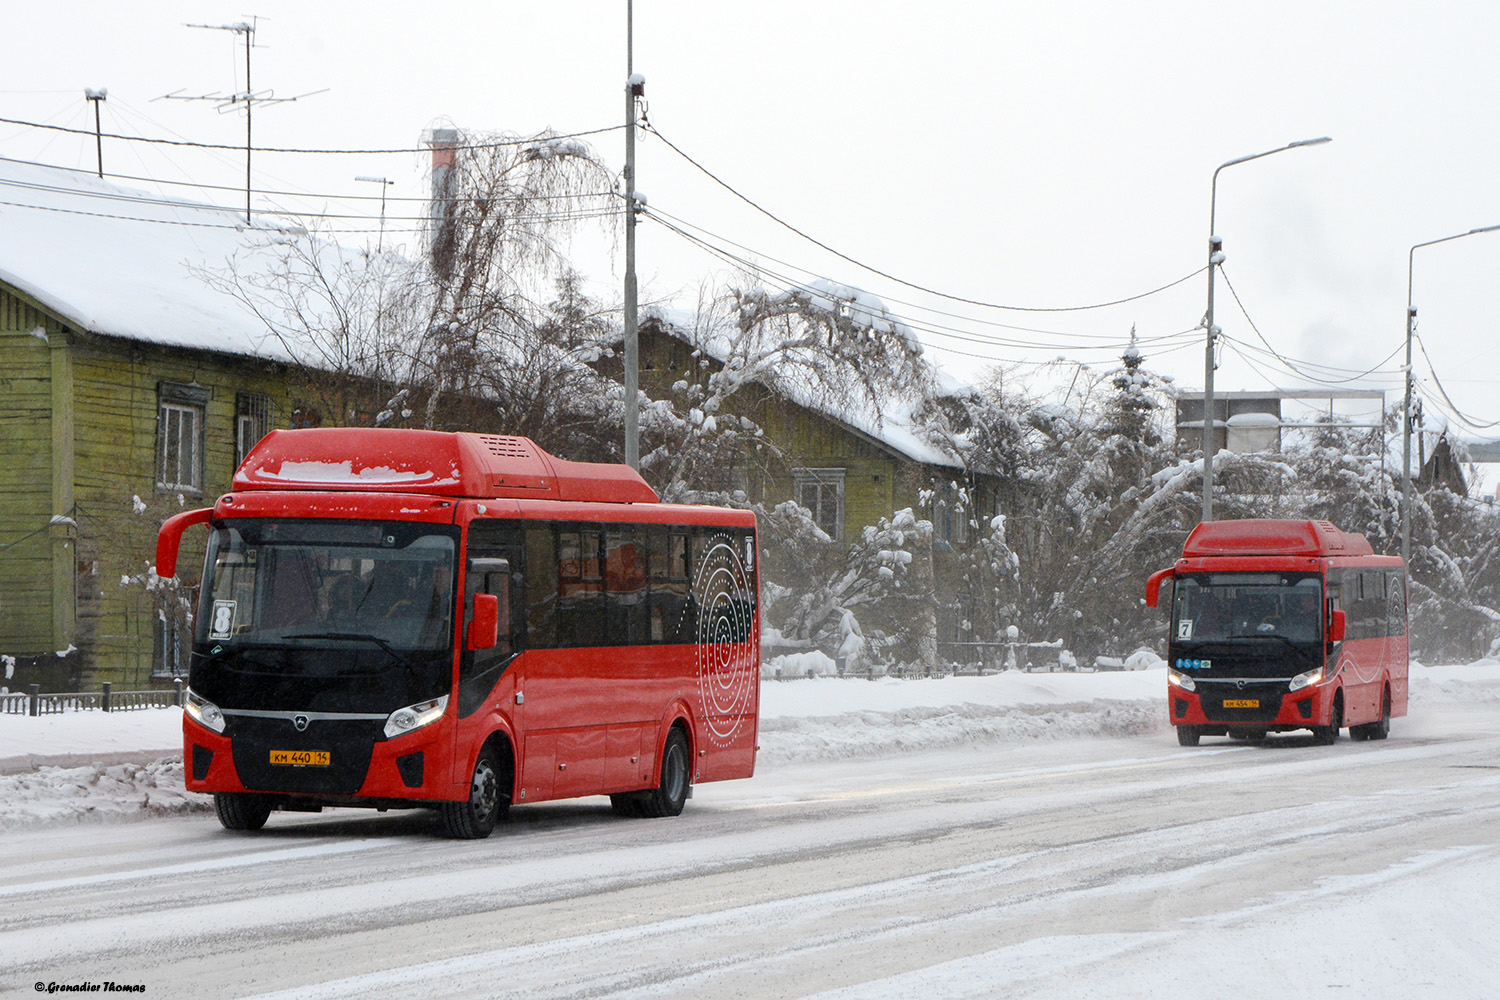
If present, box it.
[0,157,293,361]
[641,305,964,470]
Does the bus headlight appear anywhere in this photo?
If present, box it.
[1289,668,1324,692]
[185,689,226,734]
[384,695,449,739]
[1167,669,1196,693]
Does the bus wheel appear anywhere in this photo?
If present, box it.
[639,728,690,818]
[441,748,504,839]
[214,792,273,832]
[1355,690,1392,742]
[610,794,644,817]
[1176,725,1201,747]
[1312,697,1343,746]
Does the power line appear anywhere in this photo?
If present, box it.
[0,114,625,155]
[1217,266,1405,385]
[0,193,622,235]
[648,203,1205,344]
[651,212,1203,360]
[0,154,616,206]
[644,121,1205,314]
[1413,334,1500,430]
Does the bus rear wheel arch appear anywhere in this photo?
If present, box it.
[618,724,691,818]
[1351,687,1392,742]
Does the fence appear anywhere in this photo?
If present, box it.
[1,680,185,717]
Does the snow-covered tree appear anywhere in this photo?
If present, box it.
[636,280,933,501]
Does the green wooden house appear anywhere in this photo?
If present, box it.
[631,313,997,544]
[0,159,311,690]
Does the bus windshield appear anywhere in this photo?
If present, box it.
[1171,572,1323,644]
[197,519,459,654]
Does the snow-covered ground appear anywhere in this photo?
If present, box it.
[3,661,1499,831]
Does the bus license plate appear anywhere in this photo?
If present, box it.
[270,749,331,767]
[1222,699,1259,709]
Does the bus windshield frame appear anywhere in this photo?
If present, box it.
[196,518,461,656]
[1170,571,1324,646]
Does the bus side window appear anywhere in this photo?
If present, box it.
[525,527,557,649]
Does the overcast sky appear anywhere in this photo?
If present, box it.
[5,1,1499,449]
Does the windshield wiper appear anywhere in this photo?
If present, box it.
[283,632,419,673]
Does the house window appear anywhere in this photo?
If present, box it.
[156,382,209,492]
[236,392,272,466]
[933,480,969,547]
[794,468,845,540]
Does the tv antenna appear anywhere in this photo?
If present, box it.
[157,18,326,223]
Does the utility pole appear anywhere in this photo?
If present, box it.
[84,88,107,178]
[1198,136,1330,522]
[622,0,643,469]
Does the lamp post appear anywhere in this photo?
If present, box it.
[1402,224,1500,565]
[1201,136,1331,523]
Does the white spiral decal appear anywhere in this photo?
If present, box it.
[693,534,757,745]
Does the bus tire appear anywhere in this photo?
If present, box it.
[214,792,273,832]
[440,747,505,839]
[1176,725,1201,747]
[638,727,690,818]
[610,793,645,817]
[1355,689,1392,742]
[1312,696,1343,746]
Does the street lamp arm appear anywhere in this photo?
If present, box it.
[1401,221,1500,563]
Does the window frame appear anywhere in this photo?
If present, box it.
[793,467,846,541]
[156,382,209,493]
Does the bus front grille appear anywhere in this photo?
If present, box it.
[228,716,381,795]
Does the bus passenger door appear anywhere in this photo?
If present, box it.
[455,524,525,784]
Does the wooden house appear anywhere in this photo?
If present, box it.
[0,159,311,689]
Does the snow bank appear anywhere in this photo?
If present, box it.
[0,758,206,831]
[2,662,1497,830]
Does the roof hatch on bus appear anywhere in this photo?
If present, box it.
[232,428,660,503]
[1180,518,1373,558]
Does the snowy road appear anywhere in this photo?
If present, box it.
[6,702,1500,999]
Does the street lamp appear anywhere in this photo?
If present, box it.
[1402,224,1500,565]
[1201,136,1331,523]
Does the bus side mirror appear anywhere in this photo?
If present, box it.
[156,508,214,579]
[1145,568,1175,609]
[1328,609,1346,643]
[467,593,499,650]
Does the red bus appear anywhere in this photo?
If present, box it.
[1146,519,1407,747]
[156,429,759,838]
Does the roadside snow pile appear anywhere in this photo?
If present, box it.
[758,701,1164,763]
[0,757,210,830]
[765,650,838,678]
[758,669,1166,763]
[1410,660,1500,705]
